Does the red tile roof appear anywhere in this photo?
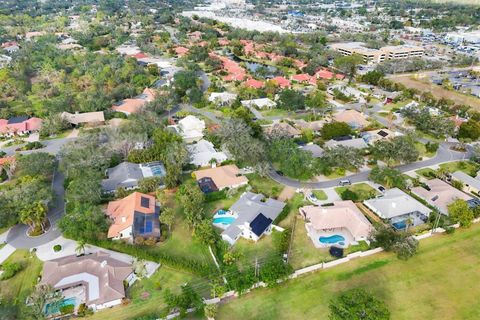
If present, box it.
[291,74,312,82]
[0,117,42,134]
[271,76,291,88]
[106,192,157,238]
[174,46,189,56]
[244,78,264,89]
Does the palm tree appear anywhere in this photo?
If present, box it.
[405,216,414,232]
[20,202,47,234]
[75,240,87,256]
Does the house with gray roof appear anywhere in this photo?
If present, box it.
[451,171,480,195]
[102,161,166,193]
[324,137,368,149]
[218,192,286,245]
[364,188,431,230]
[300,143,324,158]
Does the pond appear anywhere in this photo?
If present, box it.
[244,62,278,78]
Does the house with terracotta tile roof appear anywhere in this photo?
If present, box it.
[244,78,264,89]
[271,76,291,88]
[315,68,345,80]
[0,116,42,136]
[41,252,134,312]
[193,165,248,193]
[174,46,189,56]
[112,88,155,115]
[291,73,312,83]
[105,192,160,241]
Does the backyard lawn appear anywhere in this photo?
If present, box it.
[216,223,480,320]
[335,183,378,201]
[88,266,211,320]
[0,250,43,305]
[439,161,480,176]
[287,219,334,270]
[311,190,327,200]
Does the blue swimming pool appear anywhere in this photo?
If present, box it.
[213,216,236,225]
[45,297,77,315]
[215,209,228,215]
[392,221,407,230]
[319,234,345,244]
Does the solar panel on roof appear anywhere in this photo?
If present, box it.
[140,196,150,208]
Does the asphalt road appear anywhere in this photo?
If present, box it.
[6,170,65,249]
[1,137,72,157]
[269,142,470,189]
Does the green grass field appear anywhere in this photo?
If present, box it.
[245,173,283,198]
[335,183,378,201]
[216,224,480,320]
[0,250,43,305]
[88,266,211,320]
[439,161,480,176]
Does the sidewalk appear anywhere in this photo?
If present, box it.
[0,244,16,264]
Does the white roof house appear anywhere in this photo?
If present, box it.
[364,188,431,222]
[170,115,205,143]
[452,171,480,194]
[187,139,228,167]
[209,92,238,105]
[241,98,276,109]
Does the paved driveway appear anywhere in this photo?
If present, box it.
[0,136,72,156]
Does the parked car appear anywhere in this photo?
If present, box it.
[306,193,318,204]
[339,179,351,186]
[378,186,386,193]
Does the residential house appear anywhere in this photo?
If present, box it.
[169,115,205,143]
[291,73,312,83]
[332,110,369,129]
[300,143,324,158]
[271,76,291,89]
[0,116,42,137]
[451,171,480,195]
[244,78,264,89]
[241,98,276,109]
[314,68,345,81]
[112,88,155,115]
[61,111,105,127]
[360,129,400,145]
[220,192,286,245]
[292,119,326,133]
[187,139,228,167]
[411,178,474,215]
[263,122,301,138]
[328,85,367,102]
[41,252,134,312]
[174,46,189,56]
[324,137,368,149]
[194,165,248,193]
[364,188,431,229]
[299,201,373,248]
[208,92,238,106]
[101,161,166,193]
[105,192,160,241]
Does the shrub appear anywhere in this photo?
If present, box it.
[60,304,75,315]
[205,190,227,202]
[444,226,456,234]
[53,245,62,252]
[77,303,93,317]
[0,262,22,280]
[340,189,358,201]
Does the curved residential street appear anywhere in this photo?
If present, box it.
[6,170,65,249]
[269,142,471,189]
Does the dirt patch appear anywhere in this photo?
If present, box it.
[390,75,480,110]
[278,186,296,201]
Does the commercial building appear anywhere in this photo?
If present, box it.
[330,42,425,64]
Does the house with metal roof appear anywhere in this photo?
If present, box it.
[219,192,286,245]
[364,188,431,229]
[241,98,276,109]
[324,137,368,149]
